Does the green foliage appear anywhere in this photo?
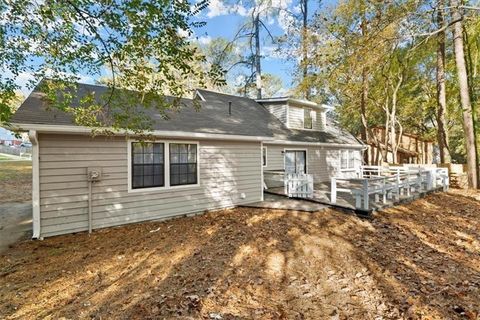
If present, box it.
[235,73,284,98]
[0,0,219,133]
[298,0,480,163]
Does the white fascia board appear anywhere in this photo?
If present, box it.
[256,97,326,110]
[265,139,366,149]
[10,123,274,142]
[194,90,206,101]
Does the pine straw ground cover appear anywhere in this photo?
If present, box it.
[0,191,479,319]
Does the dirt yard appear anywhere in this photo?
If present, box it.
[0,191,479,319]
[0,161,31,203]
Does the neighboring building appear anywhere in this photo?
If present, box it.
[0,127,24,146]
[365,127,434,165]
[10,83,364,238]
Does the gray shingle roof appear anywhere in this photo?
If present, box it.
[12,83,273,138]
[197,89,362,145]
[12,83,362,145]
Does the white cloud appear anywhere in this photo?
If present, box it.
[291,4,301,14]
[278,10,295,33]
[207,0,231,18]
[207,0,249,18]
[177,28,191,38]
[197,35,212,45]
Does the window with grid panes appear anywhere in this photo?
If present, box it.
[131,142,164,189]
[169,143,197,186]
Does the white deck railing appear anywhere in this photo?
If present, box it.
[331,166,449,210]
[284,173,314,198]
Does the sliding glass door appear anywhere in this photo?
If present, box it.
[284,150,306,174]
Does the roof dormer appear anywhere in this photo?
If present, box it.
[256,97,328,131]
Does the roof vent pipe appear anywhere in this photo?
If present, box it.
[228,101,232,115]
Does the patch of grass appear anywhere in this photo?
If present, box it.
[0,161,32,203]
[0,161,32,182]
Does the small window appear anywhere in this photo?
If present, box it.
[132,142,164,189]
[262,147,267,167]
[304,108,313,129]
[341,150,356,169]
[341,150,348,169]
[170,143,198,186]
[348,150,355,169]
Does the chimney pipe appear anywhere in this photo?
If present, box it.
[228,101,232,115]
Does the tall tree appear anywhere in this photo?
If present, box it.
[451,0,478,188]
[254,12,263,98]
[436,0,451,163]
[218,0,291,98]
[0,0,219,134]
[300,0,310,99]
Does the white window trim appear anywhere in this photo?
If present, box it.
[127,139,201,193]
[303,107,313,130]
[340,150,356,171]
[283,148,308,174]
[260,142,264,201]
[262,146,268,167]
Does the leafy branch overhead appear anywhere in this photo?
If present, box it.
[0,0,224,133]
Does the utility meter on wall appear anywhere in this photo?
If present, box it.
[87,167,102,182]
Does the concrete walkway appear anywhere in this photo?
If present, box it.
[0,202,32,252]
[242,193,328,212]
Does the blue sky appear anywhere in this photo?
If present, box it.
[15,0,338,97]
[192,0,338,92]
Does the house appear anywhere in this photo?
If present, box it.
[365,127,434,165]
[0,127,24,146]
[10,83,364,239]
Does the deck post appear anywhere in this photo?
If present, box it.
[362,179,369,210]
[331,177,337,204]
[395,171,400,200]
[426,170,433,190]
[382,177,387,204]
[406,172,411,197]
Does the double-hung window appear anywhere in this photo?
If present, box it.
[348,150,355,169]
[132,142,165,189]
[170,143,198,186]
[340,150,356,170]
[304,108,313,129]
[262,147,267,167]
[131,141,198,190]
[341,150,348,169]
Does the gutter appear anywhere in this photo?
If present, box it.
[256,97,323,109]
[10,123,274,142]
[265,140,366,149]
[28,130,41,239]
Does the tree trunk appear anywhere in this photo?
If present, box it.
[436,0,451,163]
[451,0,478,188]
[254,13,262,99]
[390,74,403,164]
[360,12,369,163]
[301,0,309,99]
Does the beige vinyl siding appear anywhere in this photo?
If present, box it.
[263,143,362,182]
[288,106,304,129]
[38,134,262,237]
[287,105,326,131]
[313,110,325,131]
[263,103,287,123]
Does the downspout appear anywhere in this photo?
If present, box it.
[88,179,92,234]
[28,130,41,239]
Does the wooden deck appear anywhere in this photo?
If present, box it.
[242,193,328,212]
[266,183,359,211]
[265,181,442,213]
[264,166,449,213]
